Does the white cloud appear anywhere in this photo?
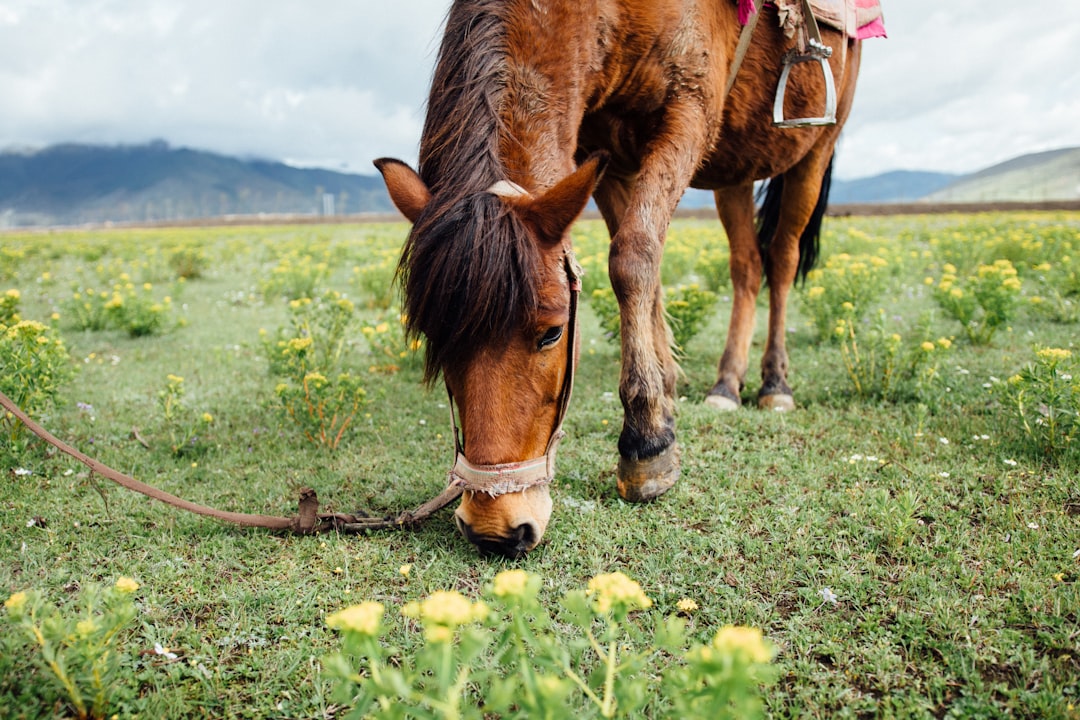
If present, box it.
[1,0,1077,180]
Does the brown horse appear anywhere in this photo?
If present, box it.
[376,0,863,557]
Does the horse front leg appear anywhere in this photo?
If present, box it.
[600,118,707,502]
[707,182,761,410]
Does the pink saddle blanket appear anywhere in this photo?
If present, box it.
[740,0,886,40]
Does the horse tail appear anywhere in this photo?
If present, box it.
[755,155,833,285]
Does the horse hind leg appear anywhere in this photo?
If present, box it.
[756,150,835,411]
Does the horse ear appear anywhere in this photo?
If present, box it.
[374,158,431,223]
[521,152,609,241]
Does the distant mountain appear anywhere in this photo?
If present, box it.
[3,142,1079,227]
[923,147,1080,203]
[0,141,393,227]
[829,170,961,204]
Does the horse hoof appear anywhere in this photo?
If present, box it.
[758,393,795,412]
[704,393,739,411]
[617,444,680,502]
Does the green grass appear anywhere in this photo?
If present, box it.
[1,214,1078,718]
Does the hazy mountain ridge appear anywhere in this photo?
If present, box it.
[0,141,393,227]
[1,142,1078,227]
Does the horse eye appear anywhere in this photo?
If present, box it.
[537,325,564,350]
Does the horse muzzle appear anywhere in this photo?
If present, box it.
[453,484,553,558]
[446,434,561,557]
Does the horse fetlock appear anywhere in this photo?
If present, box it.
[617,443,681,502]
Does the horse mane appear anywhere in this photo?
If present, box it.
[398,0,542,383]
[418,0,509,199]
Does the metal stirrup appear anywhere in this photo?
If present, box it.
[773,0,838,128]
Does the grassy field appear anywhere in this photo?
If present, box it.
[1,212,1078,718]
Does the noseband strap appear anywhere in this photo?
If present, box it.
[445,245,581,497]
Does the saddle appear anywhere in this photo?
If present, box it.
[739,0,886,40]
[777,0,886,40]
[732,0,886,127]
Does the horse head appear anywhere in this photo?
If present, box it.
[375,154,606,557]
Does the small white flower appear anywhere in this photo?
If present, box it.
[1027,522,1039,530]
[939,472,950,478]
[1062,374,1073,381]
[14,468,32,476]
[980,435,990,440]
[982,383,993,389]
[26,518,37,527]
[938,437,949,445]
[818,587,838,604]
[154,643,179,660]
[418,419,426,426]
[1003,458,1018,466]
[866,455,878,462]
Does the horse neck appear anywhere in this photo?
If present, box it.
[419,0,595,196]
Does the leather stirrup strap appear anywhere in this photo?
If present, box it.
[725,4,762,97]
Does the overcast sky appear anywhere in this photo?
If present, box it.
[1,1,1078,180]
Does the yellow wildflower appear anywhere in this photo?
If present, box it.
[399,564,412,578]
[375,322,390,334]
[425,625,454,644]
[1002,277,1022,291]
[4,288,19,299]
[950,288,964,299]
[303,372,327,386]
[76,619,98,637]
[286,336,313,352]
[586,572,652,614]
[921,341,935,352]
[326,601,384,636]
[676,598,698,613]
[1036,348,1072,363]
[807,286,825,299]
[943,263,957,274]
[4,590,28,614]
[167,374,184,384]
[201,413,214,424]
[492,569,533,599]
[936,337,952,349]
[711,625,773,664]
[402,590,488,627]
[115,577,140,593]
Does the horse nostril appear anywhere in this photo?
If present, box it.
[510,521,538,551]
[457,519,539,559]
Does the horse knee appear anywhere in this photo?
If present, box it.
[609,234,659,302]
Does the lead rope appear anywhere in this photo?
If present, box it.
[0,250,582,534]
